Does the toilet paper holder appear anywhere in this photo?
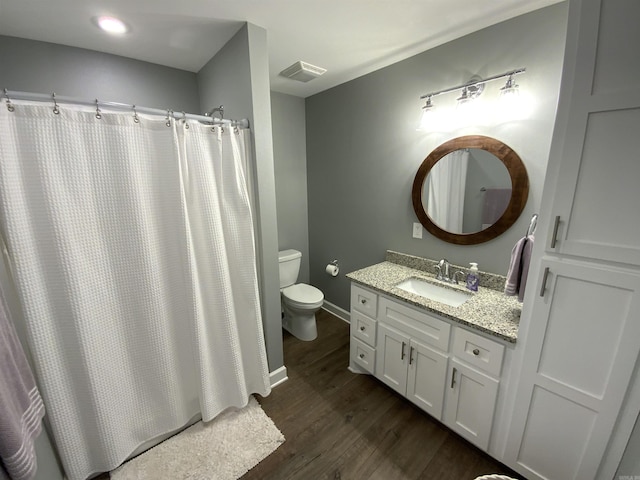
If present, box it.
[325,259,340,277]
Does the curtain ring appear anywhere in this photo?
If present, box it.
[220,126,225,134]
[95,99,102,120]
[165,110,172,127]
[4,88,15,112]
[52,93,60,115]
[234,125,239,135]
[132,105,140,124]
[182,111,189,129]
[211,126,216,133]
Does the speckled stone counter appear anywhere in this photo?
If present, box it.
[346,252,522,343]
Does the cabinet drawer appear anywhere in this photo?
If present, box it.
[379,297,450,352]
[452,327,504,377]
[351,311,377,347]
[351,284,378,318]
[350,336,375,374]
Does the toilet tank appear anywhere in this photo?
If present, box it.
[278,249,302,288]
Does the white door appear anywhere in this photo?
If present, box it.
[406,339,448,420]
[505,260,640,479]
[544,0,640,267]
[445,358,499,451]
[375,323,409,395]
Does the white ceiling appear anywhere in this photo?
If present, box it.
[0,0,564,98]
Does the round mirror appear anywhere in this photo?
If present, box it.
[412,135,529,245]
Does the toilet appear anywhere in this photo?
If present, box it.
[278,249,324,341]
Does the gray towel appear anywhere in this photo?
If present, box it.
[482,188,511,226]
[504,235,534,302]
[0,285,45,480]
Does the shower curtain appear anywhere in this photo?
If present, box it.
[0,102,270,480]
[427,149,469,233]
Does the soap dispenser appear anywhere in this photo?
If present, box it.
[466,263,480,292]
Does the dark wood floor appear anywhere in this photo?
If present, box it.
[243,309,523,480]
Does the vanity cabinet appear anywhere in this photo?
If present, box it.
[349,283,507,451]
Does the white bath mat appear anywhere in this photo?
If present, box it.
[110,396,284,480]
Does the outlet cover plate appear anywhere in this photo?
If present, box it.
[412,222,423,239]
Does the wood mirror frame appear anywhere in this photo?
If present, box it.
[412,135,529,245]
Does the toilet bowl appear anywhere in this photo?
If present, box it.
[278,249,324,341]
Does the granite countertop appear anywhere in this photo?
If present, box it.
[346,253,522,343]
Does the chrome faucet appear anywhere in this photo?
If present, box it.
[453,270,466,285]
[436,258,451,282]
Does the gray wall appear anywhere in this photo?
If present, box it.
[305,3,569,311]
[0,35,199,112]
[197,25,251,121]
[197,24,283,372]
[0,34,202,480]
[617,413,640,478]
[271,91,310,284]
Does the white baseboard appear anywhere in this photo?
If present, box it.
[322,300,350,324]
[269,365,288,388]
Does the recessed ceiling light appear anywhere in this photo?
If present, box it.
[93,16,130,35]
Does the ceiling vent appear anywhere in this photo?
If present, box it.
[279,61,327,82]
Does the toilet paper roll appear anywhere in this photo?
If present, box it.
[325,264,339,277]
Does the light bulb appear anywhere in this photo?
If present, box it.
[94,16,129,35]
[417,98,436,132]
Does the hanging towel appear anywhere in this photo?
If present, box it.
[0,285,45,480]
[505,235,534,302]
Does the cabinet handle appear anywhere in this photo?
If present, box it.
[550,215,561,248]
[473,348,480,356]
[360,298,367,304]
[401,342,406,360]
[539,267,550,297]
[359,353,365,359]
[359,326,365,331]
[409,346,415,365]
[450,367,457,389]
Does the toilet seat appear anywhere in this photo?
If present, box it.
[282,283,324,308]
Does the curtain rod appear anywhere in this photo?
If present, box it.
[419,68,526,100]
[3,89,250,129]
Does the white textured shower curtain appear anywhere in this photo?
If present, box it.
[0,102,270,480]
[427,149,469,233]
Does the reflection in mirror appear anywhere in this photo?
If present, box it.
[412,135,529,245]
[422,149,512,234]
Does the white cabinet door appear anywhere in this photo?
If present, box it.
[445,358,499,451]
[505,259,640,480]
[543,0,640,267]
[505,0,640,478]
[406,339,448,420]
[375,323,409,395]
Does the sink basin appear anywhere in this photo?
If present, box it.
[395,277,472,307]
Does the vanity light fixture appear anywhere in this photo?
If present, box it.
[417,68,525,130]
[500,73,520,98]
[457,77,484,105]
[93,16,130,35]
[418,95,436,131]
[456,86,470,104]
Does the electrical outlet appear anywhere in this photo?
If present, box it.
[412,222,423,239]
